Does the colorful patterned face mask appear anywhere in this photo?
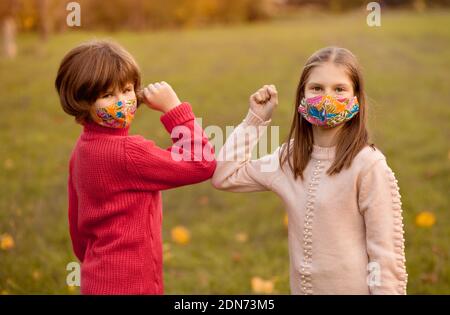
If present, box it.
[91,99,137,129]
[298,95,359,128]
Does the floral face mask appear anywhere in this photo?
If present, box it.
[91,99,137,129]
[298,95,359,128]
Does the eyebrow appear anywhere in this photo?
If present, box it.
[307,82,351,87]
[102,84,132,95]
[306,82,352,89]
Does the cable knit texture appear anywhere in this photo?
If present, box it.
[68,102,216,294]
[212,110,407,295]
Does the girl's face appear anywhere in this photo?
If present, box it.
[93,82,136,109]
[304,62,354,99]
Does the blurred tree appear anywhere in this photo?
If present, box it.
[0,0,19,58]
[36,0,50,41]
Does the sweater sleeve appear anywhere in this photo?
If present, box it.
[211,110,281,192]
[68,158,87,263]
[358,158,408,295]
[125,102,216,191]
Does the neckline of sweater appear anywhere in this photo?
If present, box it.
[311,144,336,160]
[82,120,130,137]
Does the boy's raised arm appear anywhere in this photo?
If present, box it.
[124,83,216,191]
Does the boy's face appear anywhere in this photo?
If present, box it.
[88,82,138,128]
[93,82,136,109]
[304,62,354,99]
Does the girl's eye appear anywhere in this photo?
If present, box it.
[102,93,113,98]
[312,86,322,92]
[336,87,345,93]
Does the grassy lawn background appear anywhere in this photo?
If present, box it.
[0,9,449,294]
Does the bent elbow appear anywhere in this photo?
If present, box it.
[211,171,228,190]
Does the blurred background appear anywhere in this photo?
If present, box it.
[0,0,449,294]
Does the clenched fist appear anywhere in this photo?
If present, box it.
[143,81,181,113]
[249,84,278,121]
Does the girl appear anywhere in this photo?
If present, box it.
[55,40,216,294]
[212,47,407,295]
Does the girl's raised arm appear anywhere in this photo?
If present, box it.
[212,85,281,192]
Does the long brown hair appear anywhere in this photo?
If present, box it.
[280,46,373,180]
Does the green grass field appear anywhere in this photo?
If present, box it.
[0,9,449,294]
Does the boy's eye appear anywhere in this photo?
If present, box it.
[102,93,113,98]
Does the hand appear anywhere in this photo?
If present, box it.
[143,81,181,113]
[249,84,278,121]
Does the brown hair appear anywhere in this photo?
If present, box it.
[55,40,143,124]
[280,46,374,180]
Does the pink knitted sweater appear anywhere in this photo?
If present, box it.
[212,110,407,295]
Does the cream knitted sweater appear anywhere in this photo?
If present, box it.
[211,110,407,295]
